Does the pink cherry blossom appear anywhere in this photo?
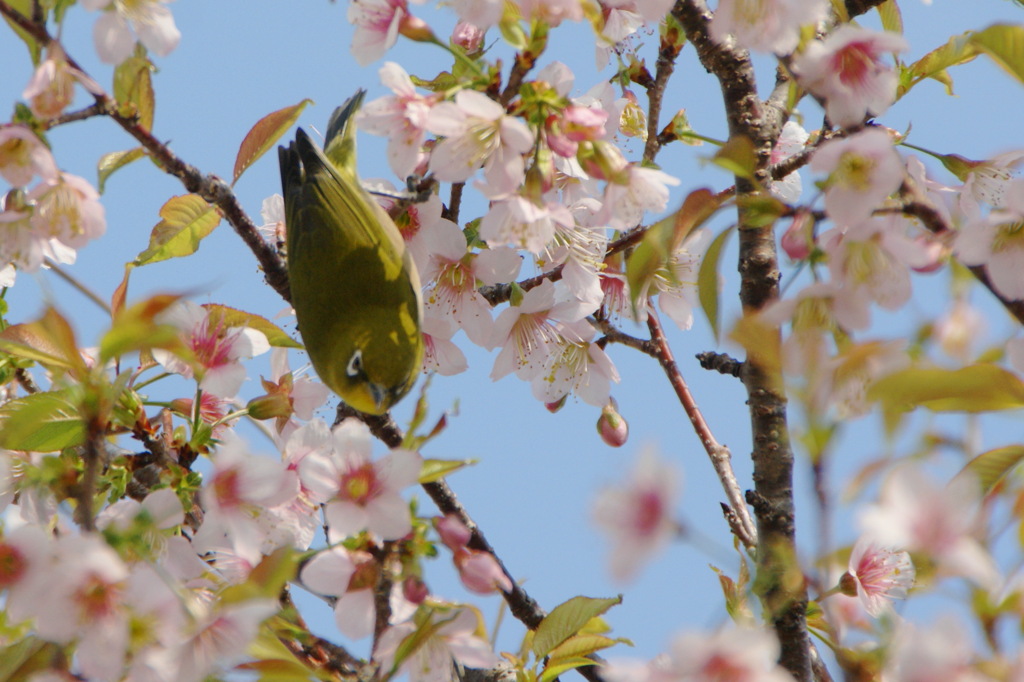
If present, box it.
[435,514,513,594]
[531,319,620,407]
[769,121,809,203]
[375,607,500,682]
[883,618,984,682]
[451,0,503,30]
[421,314,468,376]
[593,447,681,581]
[0,206,49,275]
[80,0,181,65]
[301,547,378,639]
[177,599,279,682]
[516,0,585,26]
[348,0,413,66]
[652,228,712,330]
[479,191,574,254]
[956,150,1024,208]
[954,178,1024,300]
[28,172,106,250]
[420,217,521,346]
[426,90,534,193]
[22,47,88,119]
[490,280,578,381]
[821,215,936,313]
[256,193,286,245]
[859,466,999,588]
[0,525,54,626]
[811,128,905,227]
[153,301,271,398]
[359,62,435,179]
[710,0,828,55]
[606,626,793,682]
[601,164,680,231]
[793,26,908,129]
[0,125,58,187]
[842,536,915,616]
[299,417,421,542]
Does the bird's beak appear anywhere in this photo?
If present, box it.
[369,382,389,413]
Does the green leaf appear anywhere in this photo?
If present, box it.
[697,226,734,343]
[897,32,979,98]
[868,364,1024,414]
[547,634,617,660]
[113,52,155,130]
[960,445,1024,495]
[202,304,302,349]
[712,135,758,181]
[876,0,903,35]
[133,194,222,266]
[97,147,146,194]
[539,657,595,682]
[626,188,725,314]
[232,99,313,186]
[0,307,86,377]
[0,390,85,451]
[532,595,622,659]
[0,637,63,681]
[419,458,476,484]
[969,23,1024,85]
[100,293,187,363]
[222,548,297,604]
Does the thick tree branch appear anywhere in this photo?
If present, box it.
[671,1,810,679]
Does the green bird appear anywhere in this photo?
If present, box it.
[279,91,424,415]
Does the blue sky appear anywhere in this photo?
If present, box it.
[2,0,1023,668]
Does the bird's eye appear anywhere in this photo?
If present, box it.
[346,349,364,378]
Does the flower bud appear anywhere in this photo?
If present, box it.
[780,210,815,261]
[435,513,472,551]
[597,401,629,447]
[452,21,484,54]
[402,575,429,604]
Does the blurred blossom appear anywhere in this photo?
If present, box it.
[954,178,1024,301]
[793,26,907,129]
[768,120,809,203]
[859,466,999,588]
[301,547,378,639]
[945,150,1024,208]
[376,607,500,682]
[22,47,82,119]
[593,447,681,581]
[80,0,181,65]
[811,128,905,227]
[601,164,680,231]
[451,20,485,52]
[883,618,987,682]
[605,626,793,682]
[0,125,58,187]
[28,172,106,249]
[451,0,503,30]
[652,228,711,331]
[934,300,984,363]
[153,301,270,398]
[516,0,585,26]
[710,0,828,55]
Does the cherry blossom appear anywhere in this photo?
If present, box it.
[177,599,279,682]
[420,217,521,346]
[450,0,503,30]
[593,447,681,581]
[301,547,378,639]
[28,172,106,250]
[769,120,809,203]
[22,47,84,120]
[436,515,513,594]
[247,348,329,437]
[811,128,905,227]
[375,606,500,682]
[953,178,1024,301]
[299,417,421,542]
[531,319,620,407]
[426,90,534,193]
[421,314,469,376]
[955,150,1024,208]
[859,466,999,588]
[516,0,586,26]
[479,191,575,254]
[80,0,181,65]
[793,26,907,129]
[153,301,271,398]
[606,626,793,682]
[0,125,58,187]
[710,0,828,55]
[933,300,984,363]
[652,228,712,330]
[348,0,418,66]
[256,193,285,245]
[883,618,987,682]
[359,62,435,179]
[601,164,680,231]
[490,280,579,381]
[841,537,915,617]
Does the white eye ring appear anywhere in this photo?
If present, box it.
[346,349,363,378]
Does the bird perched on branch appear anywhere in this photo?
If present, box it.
[279,91,423,415]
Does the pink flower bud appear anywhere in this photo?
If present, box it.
[435,514,472,550]
[909,236,948,273]
[451,21,484,53]
[402,575,429,605]
[597,402,629,447]
[399,14,435,42]
[545,395,568,413]
[780,210,815,261]
[454,548,513,594]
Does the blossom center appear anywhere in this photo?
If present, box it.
[0,543,27,588]
[75,573,122,620]
[341,463,382,505]
[834,151,876,191]
[833,41,876,88]
[992,219,1024,253]
[634,487,665,536]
